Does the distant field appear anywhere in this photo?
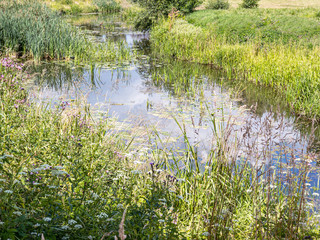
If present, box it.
[229,0,320,8]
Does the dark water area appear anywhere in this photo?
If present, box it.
[26,14,320,191]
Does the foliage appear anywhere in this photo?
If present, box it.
[240,0,260,8]
[0,0,132,62]
[93,0,121,13]
[206,0,229,10]
[1,57,320,239]
[150,17,320,119]
[0,58,181,239]
[132,0,201,30]
[186,8,320,45]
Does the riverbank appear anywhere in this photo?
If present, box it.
[150,8,320,120]
[1,58,320,239]
[1,1,320,239]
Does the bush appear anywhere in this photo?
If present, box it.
[240,0,259,8]
[206,0,229,9]
[133,0,201,30]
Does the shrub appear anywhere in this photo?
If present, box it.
[206,0,229,10]
[240,0,259,8]
[133,0,202,30]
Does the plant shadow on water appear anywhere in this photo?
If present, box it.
[26,14,320,195]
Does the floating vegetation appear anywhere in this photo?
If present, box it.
[1,58,320,239]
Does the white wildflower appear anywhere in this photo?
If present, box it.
[92,193,99,199]
[106,218,115,221]
[54,166,64,170]
[62,236,69,240]
[61,225,70,230]
[246,189,252,193]
[0,221,4,225]
[202,232,210,236]
[68,219,77,225]
[48,185,57,189]
[96,212,108,219]
[312,193,319,197]
[43,217,52,222]
[158,219,165,223]
[13,211,22,216]
[269,184,277,189]
[133,160,144,164]
[74,224,82,229]
[88,236,94,240]
[33,223,41,228]
[52,170,68,176]
[86,200,94,204]
[4,190,13,194]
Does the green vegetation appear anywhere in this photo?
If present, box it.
[0,0,131,62]
[240,0,260,8]
[150,8,320,119]
[1,57,320,239]
[132,0,201,30]
[93,0,121,13]
[206,0,230,9]
[45,0,122,14]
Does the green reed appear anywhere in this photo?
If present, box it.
[0,0,131,63]
[1,58,320,239]
[150,17,320,120]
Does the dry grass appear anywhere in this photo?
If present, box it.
[229,0,320,8]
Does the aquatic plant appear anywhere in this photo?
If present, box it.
[150,14,320,119]
[0,0,131,63]
[1,57,320,239]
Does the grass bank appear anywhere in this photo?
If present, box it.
[150,8,320,119]
[0,0,131,62]
[1,57,320,238]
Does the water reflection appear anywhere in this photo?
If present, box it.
[26,14,320,173]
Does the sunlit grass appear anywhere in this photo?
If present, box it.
[150,15,320,119]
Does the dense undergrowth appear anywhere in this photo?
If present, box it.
[45,0,122,14]
[0,0,131,62]
[1,58,320,239]
[150,8,320,119]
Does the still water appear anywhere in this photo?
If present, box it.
[26,14,320,187]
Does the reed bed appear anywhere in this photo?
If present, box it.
[0,0,131,63]
[1,57,320,238]
[150,15,320,120]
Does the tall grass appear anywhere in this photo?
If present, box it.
[1,58,320,238]
[0,0,131,63]
[150,17,320,119]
